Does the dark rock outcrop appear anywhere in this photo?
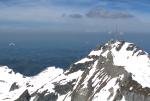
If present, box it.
[9,82,19,91]
[54,80,75,95]
[15,90,31,101]
[33,91,58,101]
[67,61,94,74]
[116,41,125,51]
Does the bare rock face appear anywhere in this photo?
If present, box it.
[118,74,150,101]
[9,82,19,92]
[69,51,127,101]
[15,90,31,101]
[32,92,58,101]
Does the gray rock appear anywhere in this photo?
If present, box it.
[32,91,58,101]
[9,82,19,91]
[15,90,31,101]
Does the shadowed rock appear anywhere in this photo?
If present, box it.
[15,90,31,101]
[9,82,19,91]
[33,91,58,101]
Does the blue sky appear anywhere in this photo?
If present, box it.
[0,0,150,33]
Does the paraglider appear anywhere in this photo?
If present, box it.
[9,42,16,47]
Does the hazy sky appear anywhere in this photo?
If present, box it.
[0,0,150,33]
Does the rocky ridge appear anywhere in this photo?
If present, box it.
[0,40,150,101]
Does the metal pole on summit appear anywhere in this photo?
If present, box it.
[114,24,124,40]
[108,24,124,41]
[115,24,119,40]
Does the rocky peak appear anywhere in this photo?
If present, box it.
[0,40,150,101]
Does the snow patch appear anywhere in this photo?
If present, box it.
[89,50,102,56]
[75,58,94,64]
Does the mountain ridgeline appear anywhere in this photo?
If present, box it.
[0,40,150,101]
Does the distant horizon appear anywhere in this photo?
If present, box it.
[0,30,150,34]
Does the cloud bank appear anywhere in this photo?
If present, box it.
[0,0,149,33]
[86,7,134,19]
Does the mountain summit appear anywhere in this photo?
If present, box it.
[0,40,150,101]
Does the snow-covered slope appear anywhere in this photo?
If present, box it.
[0,40,150,101]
